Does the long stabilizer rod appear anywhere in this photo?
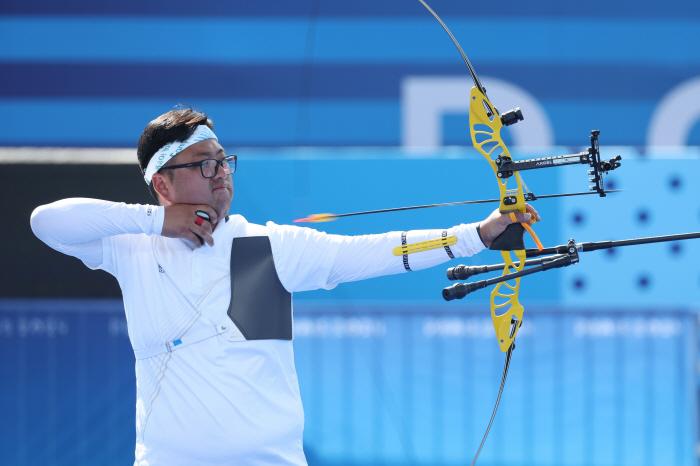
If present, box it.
[444,232,700,299]
[526,231,700,258]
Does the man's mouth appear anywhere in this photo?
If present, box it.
[212,184,230,192]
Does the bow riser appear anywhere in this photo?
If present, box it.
[469,86,528,351]
[469,87,526,215]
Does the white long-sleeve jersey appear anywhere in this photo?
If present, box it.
[31,198,485,466]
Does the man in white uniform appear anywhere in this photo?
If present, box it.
[30,108,539,465]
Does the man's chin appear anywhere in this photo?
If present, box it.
[213,196,232,220]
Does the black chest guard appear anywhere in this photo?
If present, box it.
[227,236,293,340]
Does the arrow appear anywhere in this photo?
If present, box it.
[293,190,623,223]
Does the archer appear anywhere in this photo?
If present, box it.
[30,106,539,465]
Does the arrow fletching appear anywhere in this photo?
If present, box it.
[293,213,338,223]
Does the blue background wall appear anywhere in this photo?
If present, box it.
[3,0,700,465]
[2,0,700,147]
[1,300,696,466]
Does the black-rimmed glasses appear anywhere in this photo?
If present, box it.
[159,155,237,178]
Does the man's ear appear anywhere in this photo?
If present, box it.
[152,173,173,204]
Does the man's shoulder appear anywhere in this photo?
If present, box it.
[227,214,268,238]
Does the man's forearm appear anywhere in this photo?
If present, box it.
[326,223,486,285]
[30,198,163,263]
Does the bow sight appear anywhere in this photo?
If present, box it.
[485,95,623,201]
[494,129,622,199]
[292,128,624,224]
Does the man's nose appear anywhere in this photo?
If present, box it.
[213,162,227,180]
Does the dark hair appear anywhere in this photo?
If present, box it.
[137,106,214,202]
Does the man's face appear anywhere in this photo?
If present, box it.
[160,139,233,220]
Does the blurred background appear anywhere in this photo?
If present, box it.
[2,1,700,465]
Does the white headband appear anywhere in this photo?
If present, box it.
[144,125,218,185]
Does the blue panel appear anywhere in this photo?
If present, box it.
[0,98,668,146]
[688,118,700,145]
[2,4,700,148]
[542,99,658,146]
[558,153,700,306]
[0,300,135,465]
[0,99,399,146]
[0,17,310,63]
[2,63,699,100]
[2,17,699,65]
[1,0,700,18]
[2,300,695,465]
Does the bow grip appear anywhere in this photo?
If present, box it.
[489,223,526,251]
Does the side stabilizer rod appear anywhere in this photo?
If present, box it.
[446,254,567,281]
[443,240,579,300]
